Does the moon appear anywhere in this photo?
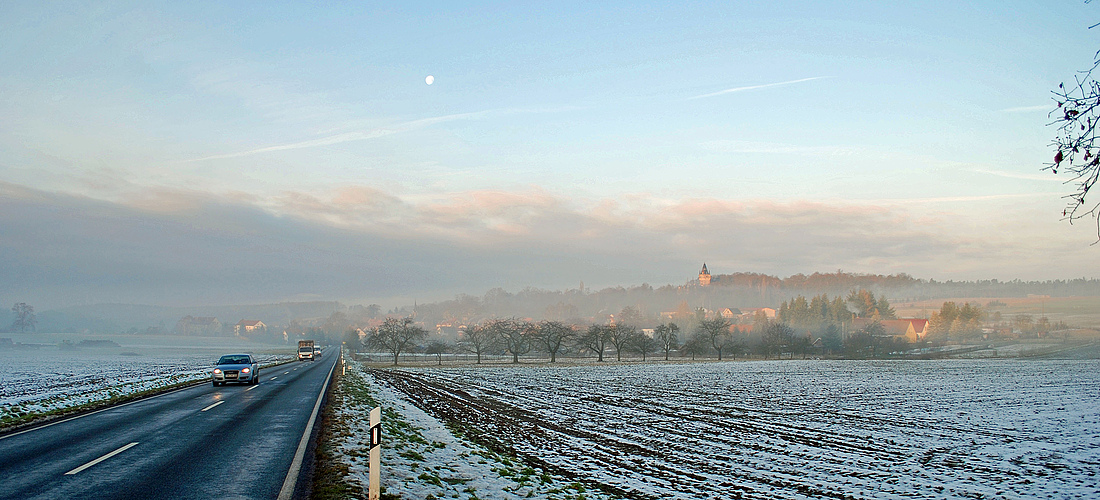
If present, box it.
[425,75,434,85]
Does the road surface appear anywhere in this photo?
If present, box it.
[0,353,338,499]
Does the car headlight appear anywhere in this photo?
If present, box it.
[241,367,250,373]
[213,368,222,374]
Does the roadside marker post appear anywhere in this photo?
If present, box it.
[369,405,381,500]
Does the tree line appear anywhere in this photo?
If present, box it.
[777,290,896,331]
[347,298,921,366]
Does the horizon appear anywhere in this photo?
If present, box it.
[3,1,1100,311]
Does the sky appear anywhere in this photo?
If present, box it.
[2,0,1099,310]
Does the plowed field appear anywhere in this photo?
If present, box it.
[370,359,1099,500]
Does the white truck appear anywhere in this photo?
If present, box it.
[298,340,315,361]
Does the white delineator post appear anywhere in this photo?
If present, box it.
[369,406,381,500]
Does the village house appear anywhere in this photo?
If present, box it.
[435,320,463,339]
[852,318,929,343]
[234,319,267,336]
[739,307,777,320]
[719,308,742,320]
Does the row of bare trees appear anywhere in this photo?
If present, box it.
[458,319,577,363]
[352,315,779,366]
[350,317,575,366]
[351,313,936,365]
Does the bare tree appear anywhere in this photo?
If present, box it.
[578,324,610,361]
[791,334,813,360]
[10,303,36,333]
[654,322,680,361]
[425,339,450,366]
[695,317,732,360]
[1047,21,1100,234]
[458,323,497,364]
[536,320,575,363]
[727,326,749,359]
[489,318,534,364]
[680,333,708,361]
[368,317,427,366]
[761,322,795,360]
[607,324,636,362]
[633,331,658,361]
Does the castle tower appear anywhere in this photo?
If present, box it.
[698,263,711,286]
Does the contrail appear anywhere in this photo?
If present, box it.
[186,110,497,162]
[689,76,831,100]
[973,168,1062,182]
[998,105,1050,113]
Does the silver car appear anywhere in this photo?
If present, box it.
[212,354,260,386]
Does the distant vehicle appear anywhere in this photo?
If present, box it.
[313,347,322,358]
[298,340,315,361]
[212,354,260,386]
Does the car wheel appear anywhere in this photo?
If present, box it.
[212,381,219,387]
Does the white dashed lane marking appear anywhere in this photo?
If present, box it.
[64,442,139,475]
[200,401,224,412]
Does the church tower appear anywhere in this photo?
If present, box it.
[698,263,711,286]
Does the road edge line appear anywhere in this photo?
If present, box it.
[277,353,338,500]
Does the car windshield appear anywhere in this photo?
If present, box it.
[218,356,250,365]
[299,347,312,352]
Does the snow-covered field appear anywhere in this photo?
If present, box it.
[333,357,618,500]
[953,343,1073,358]
[352,358,1100,500]
[0,333,295,423]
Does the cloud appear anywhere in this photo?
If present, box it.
[689,77,832,100]
[2,181,1093,310]
[254,186,1084,278]
[185,106,576,162]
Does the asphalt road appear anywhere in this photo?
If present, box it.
[0,353,339,500]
